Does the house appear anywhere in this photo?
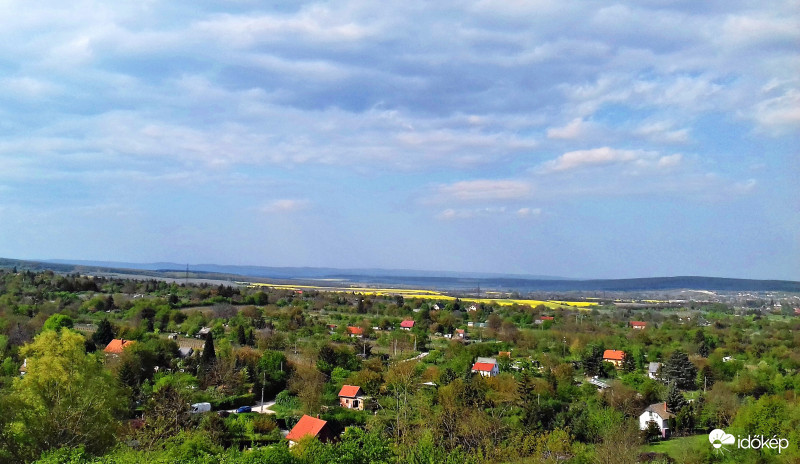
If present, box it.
[535,316,554,325]
[639,402,675,438]
[602,349,626,368]
[455,329,466,339]
[471,357,499,377]
[722,356,732,363]
[471,362,499,377]
[338,385,366,410]
[19,358,27,376]
[196,327,211,339]
[648,362,661,380]
[468,304,478,312]
[630,321,647,330]
[400,320,415,330]
[286,415,335,447]
[498,351,511,358]
[347,326,363,338]
[104,338,136,355]
[167,333,179,340]
[178,347,194,358]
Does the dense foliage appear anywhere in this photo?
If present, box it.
[0,269,798,463]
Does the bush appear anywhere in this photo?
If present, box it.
[252,415,277,434]
[211,393,256,410]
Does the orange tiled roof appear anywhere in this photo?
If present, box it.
[400,320,415,328]
[630,321,647,327]
[603,349,625,361]
[338,385,363,398]
[104,339,135,354]
[347,326,363,335]
[286,415,328,442]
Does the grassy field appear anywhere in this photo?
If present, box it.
[640,434,709,461]
[244,282,598,309]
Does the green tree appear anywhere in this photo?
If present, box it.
[583,345,604,377]
[665,381,687,413]
[41,314,73,332]
[662,351,697,390]
[621,352,636,373]
[0,329,125,462]
[200,332,216,372]
[92,319,115,346]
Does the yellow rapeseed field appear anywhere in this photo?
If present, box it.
[244,282,597,309]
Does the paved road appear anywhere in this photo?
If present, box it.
[224,400,276,415]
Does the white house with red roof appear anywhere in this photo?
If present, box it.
[471,357,499,377]
[347,326,363,338]
[338,385,366,410]
[400,320,415,330]
[630,321,647,330]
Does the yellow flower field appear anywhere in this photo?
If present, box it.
[242,282,597,309]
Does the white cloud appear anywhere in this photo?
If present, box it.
[516,207,542,217]
[539,147,656,173]
[435,179,531,202]
[260,199,310,213]
[547,118,593,140]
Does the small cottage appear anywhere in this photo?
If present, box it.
[639,402,675,438]
[286,415,334,447]
[338,385,366,410]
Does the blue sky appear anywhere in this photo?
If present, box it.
[0,0,797,280]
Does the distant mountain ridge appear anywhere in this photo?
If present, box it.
[40,259,569,281]
[1,257,798,293]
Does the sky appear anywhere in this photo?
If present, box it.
[0,1,798,280]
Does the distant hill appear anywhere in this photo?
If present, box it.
[1,257,798,293]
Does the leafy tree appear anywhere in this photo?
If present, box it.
[92,319,115,346]
[662,350,697,390]
[41,314,73,332]
[0,329,124,462]
[136,384,192,450]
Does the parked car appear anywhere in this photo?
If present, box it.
[190,402,211,414]
[235,406,252,414]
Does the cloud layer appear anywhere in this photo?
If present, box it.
[0,0,797,279]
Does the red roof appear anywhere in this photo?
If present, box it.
[455,329,465,334]
[338,385,363,398]
[603,349,625,361]
[104,339,135,354]
[472,362,496,372]
[286,415,329,442]
[347,326,363,335]
[400,320,415,328]
[540,316,554,320]
[630,321,647,327]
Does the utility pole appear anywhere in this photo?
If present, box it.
[261,370,265,413]
[413,334,417,352]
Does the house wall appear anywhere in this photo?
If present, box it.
[639,411,669,438]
